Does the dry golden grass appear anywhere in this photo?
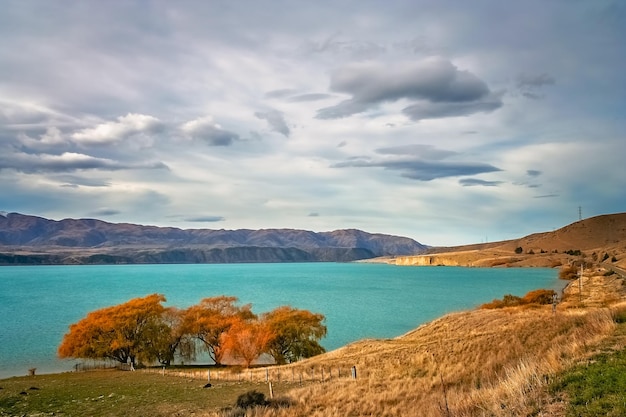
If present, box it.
[204,273,626,417]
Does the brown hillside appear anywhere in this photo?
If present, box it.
[392,212,626,269]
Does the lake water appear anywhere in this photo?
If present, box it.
[0,263,562,379]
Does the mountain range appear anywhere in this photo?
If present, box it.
[0,212,427,265]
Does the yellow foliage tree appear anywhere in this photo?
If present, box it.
[263,306,327,364]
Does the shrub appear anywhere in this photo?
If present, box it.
[480,294,522,309]
[612,256,618,262]
[514,246,523,254]
[221,390,293,417]
[236,390,269,409]
[522,289,556,305]
[481,289,556,309]
[559,265,579,280]
[602,253,610,262]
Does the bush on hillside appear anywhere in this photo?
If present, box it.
[559,265,579,280]
[522,289,556,305]
[480,294,523,309]
[220,390,293,417]
[236,390,269,408]
[481,289,556,310]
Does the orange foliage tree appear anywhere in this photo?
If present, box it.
[223,318,274,367]
[182,296,255,365]
[58,294,167,366]
[263,306,327,364]
[58,294,327,368]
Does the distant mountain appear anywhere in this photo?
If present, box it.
[0,212,427,265]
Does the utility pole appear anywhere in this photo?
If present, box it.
[579,263,583,303]
[579,206,582,221]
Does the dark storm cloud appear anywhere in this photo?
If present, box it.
[333,157,501,181]
[316,57,502,120]
[459,178,503,187]
[255,109,290,137]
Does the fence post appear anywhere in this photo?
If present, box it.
[351,366,357,379]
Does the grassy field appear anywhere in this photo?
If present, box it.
[3,271,625,417]
[0,370,294,416]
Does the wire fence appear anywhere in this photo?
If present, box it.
[142,364,359,384]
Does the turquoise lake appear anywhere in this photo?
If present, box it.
[0,263,563,379]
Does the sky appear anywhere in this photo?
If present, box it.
[1,0,625,246]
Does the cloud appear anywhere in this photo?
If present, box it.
[51,175,112,187]
[526,170,542,177]
[91,208,122,216]
[308,212,320,217]
[402,95,502,121]
[333,157,501,181]
[334,143,501,181]
[534,194,559,199]
[316,57,502,120]
[181,116,240,146]
[459,178,503,187]
[265,89,298,99]
[0,151,168,174]
[288,93,334,102]
[71,113,163,145]
[516,73,556,99]
[184,215,225,222]
[255,109,290,137]
[376,144,456,160]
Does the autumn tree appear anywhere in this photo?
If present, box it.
[263,306,327,364]
[144,307,196,366]
[58,294,167,366]
[223,318,274,367]
[183,296,255,365]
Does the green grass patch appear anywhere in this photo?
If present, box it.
[550,348,626,416]
[0,369,296,416]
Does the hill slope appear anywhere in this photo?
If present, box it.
[0,212,427,265]
[388,212,626,269]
